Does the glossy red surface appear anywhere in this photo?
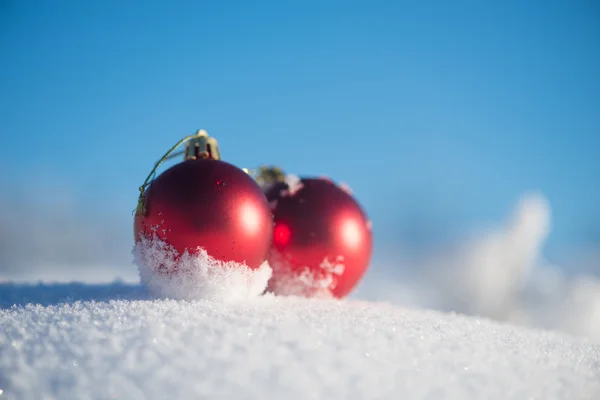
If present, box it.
[264,178,373,298]
[134,159,273,269]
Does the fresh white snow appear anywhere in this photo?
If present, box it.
[1,283,599,400]
[133,234,273,301]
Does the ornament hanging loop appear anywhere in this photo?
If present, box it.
[134,129,221,217]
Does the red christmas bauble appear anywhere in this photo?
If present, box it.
[264,177,372,298]
[134,159,273,269]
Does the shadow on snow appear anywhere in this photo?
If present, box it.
[0,282,150,309]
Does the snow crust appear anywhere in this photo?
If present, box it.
[267,250,345,298]
[133,234,272,301]
[1,286,599,400]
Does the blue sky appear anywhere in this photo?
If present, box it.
[1,0,599,267]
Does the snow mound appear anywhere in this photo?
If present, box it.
[1,286,599,400]
[356,192,600,343]
[132,234,272,301]
[267,250,343,298]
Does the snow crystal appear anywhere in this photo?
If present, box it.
[132,234,272,302]
[267,250,345,298]
[283,174,303,196]
[0,288,599,400]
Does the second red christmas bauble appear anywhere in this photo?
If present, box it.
[263,176,373,298]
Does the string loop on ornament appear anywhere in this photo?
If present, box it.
[134,129,220,216]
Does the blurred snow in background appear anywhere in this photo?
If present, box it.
[355,192,600,342]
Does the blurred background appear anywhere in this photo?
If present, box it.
[1,1,599,340]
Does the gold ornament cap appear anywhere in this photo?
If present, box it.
[184,129,220,161]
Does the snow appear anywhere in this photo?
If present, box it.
[1,283,599,400]
[355,192,600,343]
[133,234,272,301]
[266,249,346,298]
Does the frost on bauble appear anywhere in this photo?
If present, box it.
[283,174,303,196]
[132,233,272,302]
[338,182,353,195]
[274,174,304,199]
[267,250,345,299]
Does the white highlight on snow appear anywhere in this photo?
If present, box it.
[132,234,272,302]
[268,251,345,298]
[1,295,599,399]
[355,192,600,343]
